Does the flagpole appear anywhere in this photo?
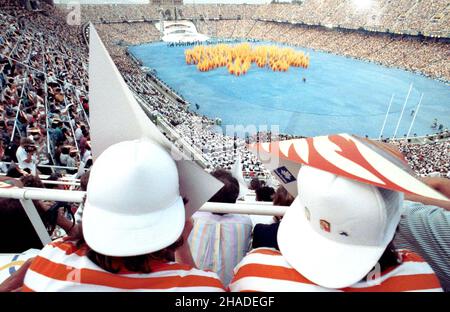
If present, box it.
[406,93,424,138]
[393,83,413,139]
[378,94,395,140]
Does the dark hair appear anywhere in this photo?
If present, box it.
[6,166,24,178]
[43,202,75,234]
[249,178,264,191]
[85,237,184,274]
[273,186,294,206]
[85,158,93,169]
[20,175,44,188]
[363,242,400,282]
[24,145,37,153]
[0,198,44,252]
[209,169,240,204]
[256,186,275,202]
[45,173,62,189]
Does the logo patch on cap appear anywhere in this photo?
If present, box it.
[273,166,296,184]
[320,220,331,232]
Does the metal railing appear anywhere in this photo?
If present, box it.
[0,186,284,246]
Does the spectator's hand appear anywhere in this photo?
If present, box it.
[420,177,450,199]
[405,177,450,211]
[55,207,81,238]
[0,258,34,292]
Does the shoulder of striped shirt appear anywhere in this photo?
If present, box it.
[229,248,442,292]
[24,239,226,292]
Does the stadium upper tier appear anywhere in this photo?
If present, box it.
[65,1,450,38]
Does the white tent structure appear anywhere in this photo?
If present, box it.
[156,20,209,43]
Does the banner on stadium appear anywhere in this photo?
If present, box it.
[249,133,449,202]
[88,24,223,217]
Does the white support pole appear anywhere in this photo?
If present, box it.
[200,202,286,216]
[393,83,413,139]
[19,199,52,246]
[378,94,395,140]
[0,187,86,203]
[407,93,424,138]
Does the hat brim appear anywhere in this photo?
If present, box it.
[83,196,185,257]
[277,197,387,289]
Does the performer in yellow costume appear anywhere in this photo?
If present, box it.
[185,43,309,76]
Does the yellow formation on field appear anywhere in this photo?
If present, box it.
[184,43,309,76]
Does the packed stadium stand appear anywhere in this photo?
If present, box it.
[1,0,449,180]
[0,0,450,295]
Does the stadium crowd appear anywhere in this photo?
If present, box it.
[65,2,450,81]
[0,2,90,178]
[0,0,449,294]
[1,138,449,292]
[72,1,450,39]
[1,1,449,182]
[254,1,450,37]
[395,136,450,178]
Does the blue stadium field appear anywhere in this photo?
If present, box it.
[129,41,450,138]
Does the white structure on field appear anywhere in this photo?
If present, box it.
[155,20,209,43]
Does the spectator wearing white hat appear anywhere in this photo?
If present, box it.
[19,139,225,292]
[229,165,442,292]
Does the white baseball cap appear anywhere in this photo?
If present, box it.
[82,138,185,257]
[277,165,403,289]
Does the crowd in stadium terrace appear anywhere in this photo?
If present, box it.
[0,3,90,178]
[1,139,450,291]
[253,1,449,36]
[0,0,449,294]
[395,136,450,178]
[61,2,450,81]
[122,71,269,178]
[74,1,450,38]
[2,2,449,181]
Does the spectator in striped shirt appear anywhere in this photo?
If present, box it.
[189,169,253,286]
[8,139,225,292]
[395,176,450,291]
[230,165,442,292]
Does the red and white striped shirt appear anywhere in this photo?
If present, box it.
[229,248,442,292]
[23,239,225,292]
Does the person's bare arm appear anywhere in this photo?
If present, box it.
[56,208,82,238]
[0,258,33,292]
[405,177,450,211]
